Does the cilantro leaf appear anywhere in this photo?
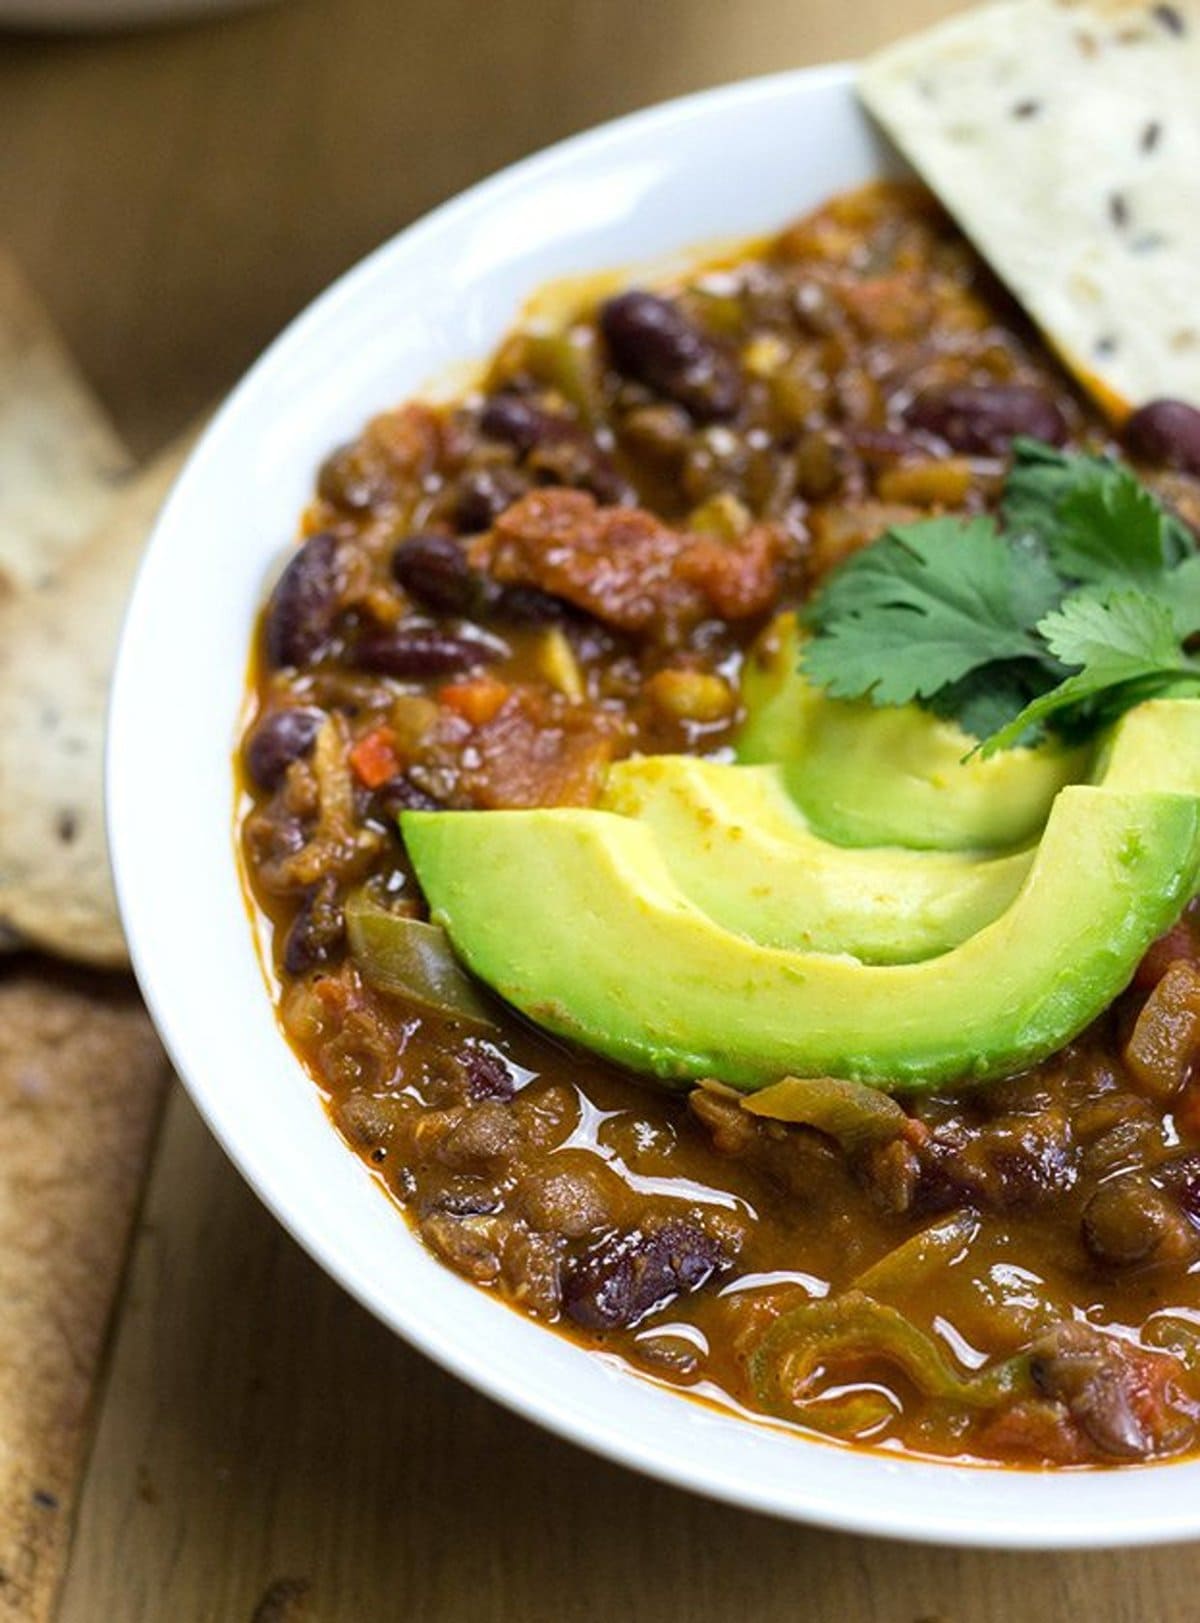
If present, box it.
[802,516,1062,706]
[801,437,1200,755]
[1167,554,1200,639]
[1004,438,1196,579]
[926,660,1055,742]
[978,590,1200,756]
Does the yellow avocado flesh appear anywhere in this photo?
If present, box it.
[401,786,1200,1091]
[601,756,1032,962]
[1097,699,1200,796]
[735,613,1091,850]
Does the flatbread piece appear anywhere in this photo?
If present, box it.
[0,251,131,593]
[0,967,169,1623]
[859,0,1200,417]
[0,434,197,967]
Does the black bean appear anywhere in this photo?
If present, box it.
[600,290,743,422]
[1124,399,1200,475]
[265,532,341,668]
[392,532,490,615]
[902,384,1068,455]
[244,706,325,790]
[283,878,344,975]
[455,467,529,532]
[490,585,573,626]
[480,392,550,452]
[528,440,632,506]
[424,1184,504,1218]
[373,773,444,817]
[561,1218,725,1331]
[1154,2,1186,35]
[351,626,507,678]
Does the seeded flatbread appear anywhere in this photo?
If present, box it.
[0,435,196,967]
[859,0,1200,417]
[0,250,131,592]
[0,967,169,1623]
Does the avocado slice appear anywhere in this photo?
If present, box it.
[601,755,1032,961]
[1096,699,1200,796]
[736,612,1091,850]
[401,785,1200,1091]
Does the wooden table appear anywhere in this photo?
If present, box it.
[5,1,1200,1615]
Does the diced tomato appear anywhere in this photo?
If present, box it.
[974,1400,1090,1467]
[348,727,402,789]
[439,677,511,727]
[1134,920,1200,990]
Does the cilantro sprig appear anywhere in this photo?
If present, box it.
[801,439,1200,755]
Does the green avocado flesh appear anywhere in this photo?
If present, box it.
[601,756,1032,962]
[735,613,1091,850]
[401,786,1200,1090]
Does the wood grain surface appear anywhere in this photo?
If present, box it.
[58,1087,1200,1623]
[5,0,1200,1617]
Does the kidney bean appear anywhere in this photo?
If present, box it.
[1148,1153,1200,1225]
[902,384,1068,454]
[392,532,492,615]
[1124,399,1200,475]
[455,467,529,532]
[561,1218,725,1330]
[283,877,344,975]
[265,531,341,668]
[600,290,743,422]
[351,626,508,678]
[462,1046,516,1102]
[480,394,630,505]
[244,706,325,790]
[1029,1323,1153,1459]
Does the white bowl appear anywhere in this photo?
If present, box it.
[108,63,1200,1548]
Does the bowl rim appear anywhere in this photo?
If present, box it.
[108,58,1200,1551]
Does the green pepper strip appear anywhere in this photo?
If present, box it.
[749,1289,1031,1434]
[345,890,496,1026]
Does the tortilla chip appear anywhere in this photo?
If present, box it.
[0,433,197,967]
[0,251,132,592]
[859,0,1200,418]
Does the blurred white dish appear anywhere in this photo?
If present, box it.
[0,0,274,30]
